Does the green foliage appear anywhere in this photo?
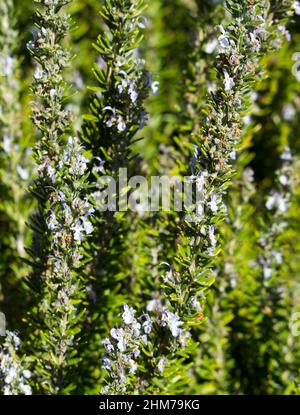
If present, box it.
[0,0,300,396]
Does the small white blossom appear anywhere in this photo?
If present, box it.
[157,358,165,373]
[266,192,288,213]
[83,219,93,235]
[279,174,289,186]
[102,338,114,354]
[128,359,137,374]
[142,314,152,334]
[2,135,11,153]
[16,165,29,181]
[50,88,56,99]
[205,38,218,54]
[19,384,32,395]
[208,193,222,213]
[283,104,295,121]
[162,309,183,338]
[250,32,261,52]
[263,265,273,280]
[151,81,159,96]
[122,304,136,325]
[223,70,235,91]
[110,328,127,352]
[208,225,217,248]
[217,25,231,50]
[101,357,112,370]
[117,117,126,132]
[278,25,291,42]
[281,147,293,161]
[293,1,300,14]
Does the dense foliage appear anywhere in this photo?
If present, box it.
[0,0,300,395]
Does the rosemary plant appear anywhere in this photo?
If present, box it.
[26,0,93,394]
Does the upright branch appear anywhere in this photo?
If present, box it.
[164,0,295,331]
[80,0,153,345]
[27,0,93,394]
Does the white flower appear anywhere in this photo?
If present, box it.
[162,309,183,338]
[191,297,202,312]
[117,77,128,94]
[2,135,11,153]
[266,192,288,213]
[128,80,138,103]
[101,357,112,370]
[205,38,218,54]
[163,266,174,283]
[134,349,141,358]
[50,88,56,99]
[151,81,159,96]
[278,25,291,41]
[146,298,163,312]
[178,328,190,348]
[223,70,235,91]
[4,367,17,384]
[34,67,45,80]
[157,358,165,373]
[272,251,283,264]
[110,328,126,352]
[293,1,300,14]
[106,119,113,128]
[208,225,217,248]
[229,151,236,160]
[130,89,138,103]
[142,314,152,334]
[102,338,114,354]
[83,219,93,235]
[128,359,137,374]
[136,16,147,29]
[208,193,222,213]
[117,117,126,132]
[194,171,208,192]
[243,114,252,125]
[27,40,35,50]
[263,266,272,280]
[23,370,31,379]
[16,165,29,181]
[19,384,32,395]
[217,25,231,50]
[281,147,293,161]
[72,221,84,241]
[122,304,136,325]
[195,202,204,219]
[96,55,106,69]
[283,104,295,121]
[11,333,21,348]
[279,174,289,186]
[250,32,261,52]
[47,211,58,231]
[243,168,255,184]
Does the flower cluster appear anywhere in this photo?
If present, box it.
[83,0,155,185]
[260,147,298,281]
[101,304,152,394]
[0,332,32,395]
